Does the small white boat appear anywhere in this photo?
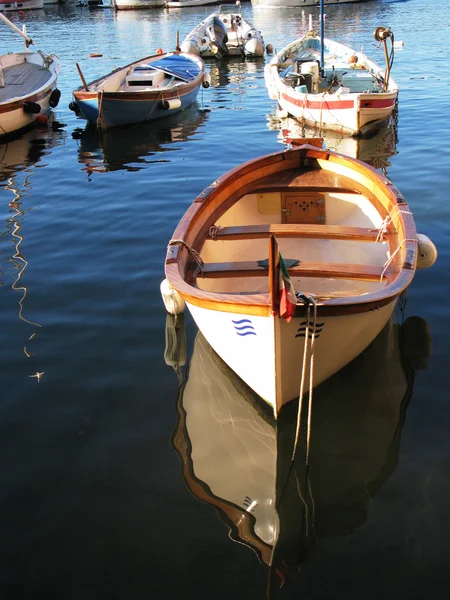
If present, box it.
[181,3,265,58]
[70,52,209,130]
[162,140,436,417]
[0,0,43,11]
[111,0,165,8]
[166,0,219,7]
[0,13,61,139]
[265,20,398,136]
[252,0,369,8]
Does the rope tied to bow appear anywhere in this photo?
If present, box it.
[168,239,204,274]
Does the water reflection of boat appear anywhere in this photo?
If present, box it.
[267,113,398,169]
[0,122,65,372]
[73,104,208,173]
[169,313,431,593]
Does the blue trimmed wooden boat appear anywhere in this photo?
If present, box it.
[70,52,209,130]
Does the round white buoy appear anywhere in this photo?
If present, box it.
[416,234,438,269]
[160,279,185,314]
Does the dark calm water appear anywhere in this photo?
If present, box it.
[1,0,449,598]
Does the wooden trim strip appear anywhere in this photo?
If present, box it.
[200,261,386,282]
[211,224,389,243]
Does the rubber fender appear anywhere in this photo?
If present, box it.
[23,101,41,115]
[49,88,61,108]
[68,101,81,116]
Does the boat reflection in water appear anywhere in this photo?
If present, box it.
[267,112,398,170]
[0,120,66,369]
[73,103,208,174]
[168,310,431,594]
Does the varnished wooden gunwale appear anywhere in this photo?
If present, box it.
[165,144,417,317]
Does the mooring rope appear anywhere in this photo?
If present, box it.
[168,239,204,273]
[292,294,318,464]
[374,204,413,243]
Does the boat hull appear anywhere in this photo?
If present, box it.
[113,0,164,8]
[187,299,395,413]
[72,52,206,129]
[252,0,369,7]
[74,85,201,128]
[0,51,60,138]
[0,0,43,10]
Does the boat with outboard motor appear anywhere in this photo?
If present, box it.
[0,13,60,139]
[162,139,437,417]
[181,3,265,59]
[265,12,398,136]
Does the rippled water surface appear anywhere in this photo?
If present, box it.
[1,1,449,598]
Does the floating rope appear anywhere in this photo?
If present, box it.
[168,239,204,273]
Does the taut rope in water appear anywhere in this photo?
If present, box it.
[292,294,318,464]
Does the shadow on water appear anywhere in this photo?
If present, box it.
[72,104,209,174]
[166,309,432,598]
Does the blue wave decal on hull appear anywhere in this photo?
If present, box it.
[296,321,325,339]
[232,318,256,336]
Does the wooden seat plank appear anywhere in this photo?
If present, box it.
[210,224,387,242]
[200,261,386,281]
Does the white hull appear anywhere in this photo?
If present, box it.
[113,0,164,8]
[252,0,367,8]
[0,0,43,10]
[166,0,219,7]
[187,300,394,411]
[265,33,398,136]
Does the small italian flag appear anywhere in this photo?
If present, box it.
[279,253,297,322]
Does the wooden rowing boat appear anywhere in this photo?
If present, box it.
[163,140,436,416]
[70,52,208,130]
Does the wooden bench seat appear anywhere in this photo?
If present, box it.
[209,224,388,243]
[200,261,386,282]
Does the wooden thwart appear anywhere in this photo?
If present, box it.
[200,260,386,281]
[209,223,388,242]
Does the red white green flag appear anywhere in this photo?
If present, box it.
[279,253,297,322]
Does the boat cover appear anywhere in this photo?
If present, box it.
[134,55,201,83]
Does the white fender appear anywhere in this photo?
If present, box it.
[416,233,437,269]
[160,278,185,314]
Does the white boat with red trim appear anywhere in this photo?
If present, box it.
[265,22,398,136]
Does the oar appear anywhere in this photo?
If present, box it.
[0,12,33,47]
[76,63,89,91]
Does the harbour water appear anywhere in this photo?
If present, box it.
[1,0,449,598]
